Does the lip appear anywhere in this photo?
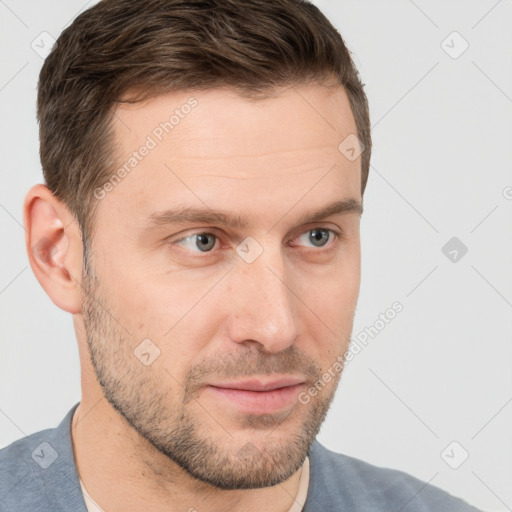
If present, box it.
[204,375,307,415]
[208,376,307,392]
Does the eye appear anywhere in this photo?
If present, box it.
[174,232,219,253]
[295,228,336,248]
[171,227,339,255]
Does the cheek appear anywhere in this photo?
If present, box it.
[90,261,205,371]
[297,249,360,318]
[335,239,361,314]
[296,255,360,360]
[124,278,218,370]
[98,246,200,330]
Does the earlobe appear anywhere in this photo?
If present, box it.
[24,184,83,314]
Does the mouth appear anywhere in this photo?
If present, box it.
[204,376,307,415]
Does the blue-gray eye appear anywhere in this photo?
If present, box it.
[297,228,332,247]
[176,233,218,252]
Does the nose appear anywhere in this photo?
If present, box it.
[225,248,299,353]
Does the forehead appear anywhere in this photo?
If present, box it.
[99,84,361,227]
[113,84,357,162]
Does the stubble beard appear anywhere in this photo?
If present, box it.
[80,252,345,489]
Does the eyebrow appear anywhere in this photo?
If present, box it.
[147,198,363,230]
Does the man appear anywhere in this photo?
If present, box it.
[0,0,480,510]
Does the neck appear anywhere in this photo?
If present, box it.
[71,398,306,512]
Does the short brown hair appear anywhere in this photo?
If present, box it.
[37,0,371,242]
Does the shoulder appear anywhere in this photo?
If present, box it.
[304,441,481,511]
[0,404,84,511]
[0,424,57,509]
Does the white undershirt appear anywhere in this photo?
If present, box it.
[79,456,310,512]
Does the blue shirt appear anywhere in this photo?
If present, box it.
[0,403,481,511]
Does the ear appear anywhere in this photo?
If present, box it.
[24,184,84,314]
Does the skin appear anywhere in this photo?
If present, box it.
[24,82,362,512]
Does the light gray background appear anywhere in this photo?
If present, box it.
[1,1,511,510]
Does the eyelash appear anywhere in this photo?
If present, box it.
[171,227,343,256]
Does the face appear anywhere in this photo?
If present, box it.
[80,83,362,490]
